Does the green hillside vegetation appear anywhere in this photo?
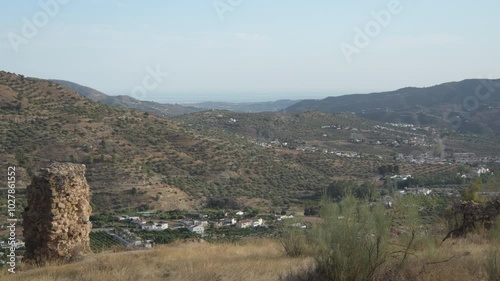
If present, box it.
[177,109,500,156]
[0,71,351,214]
[1,71,500,281]
[1,71,499,218]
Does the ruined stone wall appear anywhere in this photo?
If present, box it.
[23,162,92,263]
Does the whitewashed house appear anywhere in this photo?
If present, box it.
[189,225,205,234]
[236,219,253,229]
[252,218,263,227]
[473,167,490,175]
[140,222,168,231]
[225,218,237,225]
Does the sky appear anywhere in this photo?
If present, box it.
[1,0,499,103]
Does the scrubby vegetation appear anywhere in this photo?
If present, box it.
[1,71,500,280]
[280,195,500,281]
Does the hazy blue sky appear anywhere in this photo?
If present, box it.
[1,0,499,102]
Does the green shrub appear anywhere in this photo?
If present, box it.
[282,195,421,281]
[310,196,390,281]
[280,225,311,257]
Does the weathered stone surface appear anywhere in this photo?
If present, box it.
[23,162,92,263]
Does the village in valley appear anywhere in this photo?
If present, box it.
[84,209,298,250]
[85,160,496,251]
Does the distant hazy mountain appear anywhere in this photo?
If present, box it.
[286,79,500,135]
[187,99,300,113]
[52,80,201,117]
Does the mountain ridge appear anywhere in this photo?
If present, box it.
[286,78,500,135]
[51,79,202,117]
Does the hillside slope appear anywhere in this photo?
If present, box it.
[2,71,499,215]
[286,79,500,135]
[0,71,340,212]
[177,109,500,157]
[52,79,201,117]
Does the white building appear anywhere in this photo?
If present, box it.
[390,175,412,181]
[189,225,205,234]
[473,167,490,175]
[252,218,263,227]
[276,215,294,221]
[236,218,264,228]
[236,220,253,229]
[140,222,168,231]
[290,223,307,229]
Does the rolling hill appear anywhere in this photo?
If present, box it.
[0,71,343,213]
[177,109,500,158]
[51,79,201,117]
[1,71,499,216]
[286,79,500,135]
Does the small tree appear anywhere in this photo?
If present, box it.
[282,196,419,281]
[461,178,481,202]
[311,196,391,281]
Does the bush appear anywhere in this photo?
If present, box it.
[282,195,419,281]
[280,225,311,257]
[311,196,390,281]
[304,206,319,216]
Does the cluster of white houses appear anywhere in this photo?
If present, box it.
[118,216,171,231]
[140,222,169,231]
[117,213,267,235]
[235,218,264,228]
[181,219,209,234]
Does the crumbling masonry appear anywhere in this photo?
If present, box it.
[23,162,92,263]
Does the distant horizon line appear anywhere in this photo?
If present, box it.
[3,70,499,105]
[52,76,500,104]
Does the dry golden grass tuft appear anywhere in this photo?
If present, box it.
[280,234,497,281]
[1,240,312,281]
[379,237,492,281]
[1,237,497,281]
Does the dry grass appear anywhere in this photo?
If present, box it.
[0,240,312,281]
[1,237,496,281]
[378,237,491,281]
[280,234,496,281]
